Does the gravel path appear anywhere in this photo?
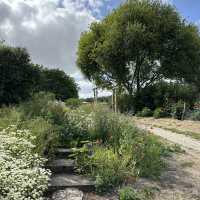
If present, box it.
[139,124,200,152]
[136,123,200,200]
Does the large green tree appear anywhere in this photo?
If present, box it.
[0,45,40,105]
[39,68,78,101]
[77,0,200,95]
[0,44,79,105]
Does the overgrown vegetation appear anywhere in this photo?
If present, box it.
[71,106,173,192]
[119,186,154,200]
[0,126,50,199]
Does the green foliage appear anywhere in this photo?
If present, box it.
[131,135,166,178]
[77,0,200,95]
[20,92,56,119]
[0,44,78,106]
[188,110,200,121]
[20,92,90,148]
[171,100,185,120]
[65,98,82,109]
[0,107,21,130]
[118,81,198,114]
[76,146,137,193]
[118,94,135,114]
[74,107,170,192]
[153,108,168,119]
[119,187,143,200]
[136,107,153,117]
[20,117,59,156]
[39,68,79,101]
[0,45,41,105]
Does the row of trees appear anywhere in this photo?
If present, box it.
[77,0,200,105]
[0,44,78,106]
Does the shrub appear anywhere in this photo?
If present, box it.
[120,125,167,179]
[65,98,82,109]
[171,100,185,120]
[75,108,169,192]
[90,109,111,143]
[153,107,168,119]
[118,82,198,114]
[132,135,166,178]
[119,187,143,200]
[118,94,135,114]
[188,110,200,121]
[20,92,56,119]
[0,107,21,130]
[0,126,50,199]
[136,107,153,117]
[62,108,91,147]
[75,146,137,193]
[20,117,59,156]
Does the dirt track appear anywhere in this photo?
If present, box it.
[135,121,200,200]
[139,125,200,152]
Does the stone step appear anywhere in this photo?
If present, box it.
[55,148,74,159]
[52,188,83,200]
[48,174,95,193]
[47,159,75,174]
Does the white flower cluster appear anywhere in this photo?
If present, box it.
[0,126,51,200]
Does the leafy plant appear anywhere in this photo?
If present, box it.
[20,117,59,156]
[171,100,185,120]
[0,107,21,130]
[65,98,82,109]
[188,110,200,121]
[75,146,137,193]
[119,187,144,200]
[153,107,169,119]
[136,107,153,117]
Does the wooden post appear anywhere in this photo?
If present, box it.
[96,88,98,103]
[182,102,186,120]
[93,87,98,105]
[114,88,117,113]
[112,89,114,111]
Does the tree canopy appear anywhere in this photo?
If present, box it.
[0,44,79,105]
[39,68,78,101]
[77,0,200,95]
[0,45,40,105]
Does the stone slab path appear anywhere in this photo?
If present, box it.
[46,148,94,200]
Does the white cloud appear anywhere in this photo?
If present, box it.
[0,0,112,98]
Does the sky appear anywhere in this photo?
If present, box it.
[0,0,200,98]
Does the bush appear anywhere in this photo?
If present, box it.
[119,123,167,178]
[75,146,137,193]
[153,107,168,119]
[20,117,59,156]
[20,92,56,119]
[74,108,170,192]
[136,107,153,117]
[118,82,198,114]
[132,136,166,178]
[188,110,200,121]
[118,94,135,114]
[119,187,143,200]
[0,107,21,130]
[0,126,50,199]
[171,100,185,120]
[65,98,82,109]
